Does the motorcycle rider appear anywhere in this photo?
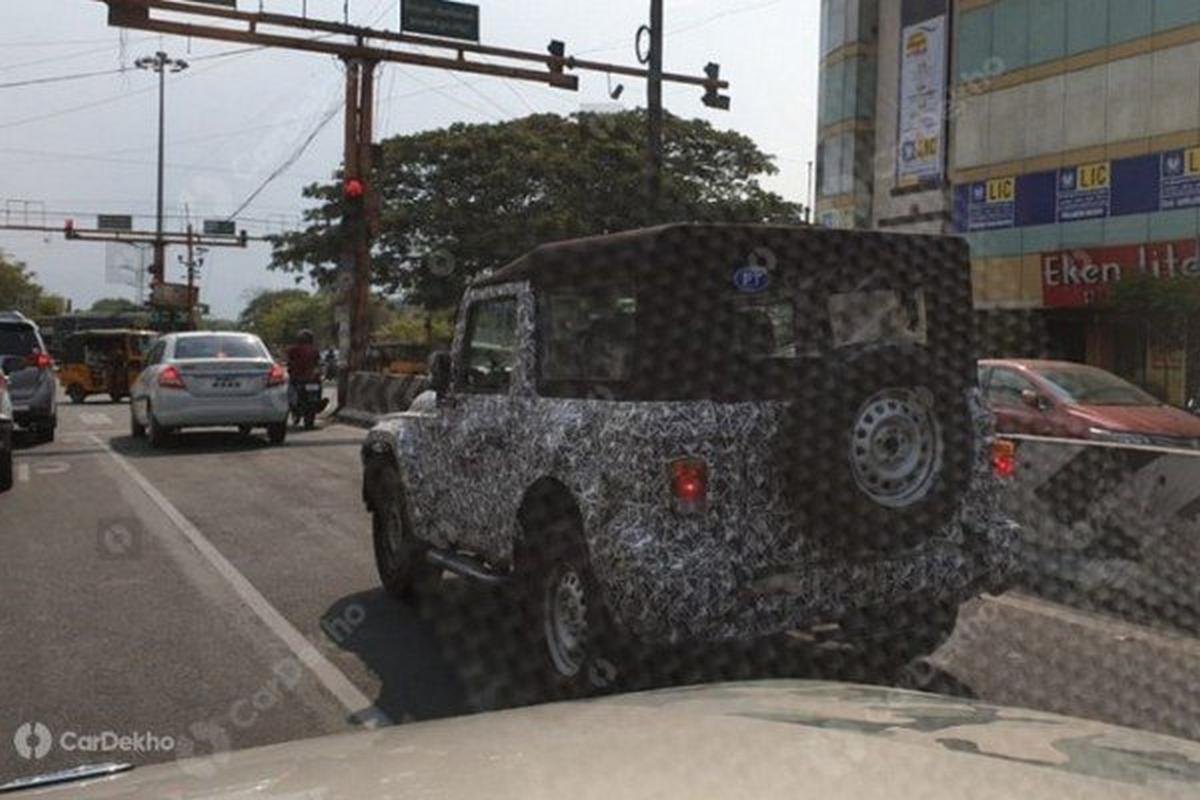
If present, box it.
[286,330,327,426]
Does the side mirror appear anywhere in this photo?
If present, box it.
[428,351,451,394]
[1021,389,1049,411]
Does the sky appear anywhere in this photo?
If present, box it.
[0,0,819,318]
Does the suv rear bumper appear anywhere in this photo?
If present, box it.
[594,509,1021,644]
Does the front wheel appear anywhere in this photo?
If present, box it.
[369,462,435,604]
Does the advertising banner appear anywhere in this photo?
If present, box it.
[1160,148,1200,210]
[962,177,1016,230]
[1056,161,1111,222]
[896,13,947,186]
[1041,238,1200,308]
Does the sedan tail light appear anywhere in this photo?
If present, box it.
[158,365,186,390]
[669,457,708,513]
[992,438,1016,479]
[266,363,287,388]
[26,351,52,370]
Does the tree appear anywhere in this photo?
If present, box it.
[90,297,144,315]
[268,111,803,309]
[238,288,334,350]
[0,251,66,317]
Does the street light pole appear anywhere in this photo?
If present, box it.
[135,51,188,290]
[646,0,664,213]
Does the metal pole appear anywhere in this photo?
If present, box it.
[646,0,663,214]
[337,59,362,404]
[806,159,814,223]
[350,61,376,375]
[185,223,196,329]
[154,52,166,284]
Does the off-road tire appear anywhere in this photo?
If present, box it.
[516,499,625,700]
[787,344,972,553]
[34,421,55,445]
[369,461,436,605]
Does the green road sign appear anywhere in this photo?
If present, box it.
[402,0,479,41]
[203,219,237,236]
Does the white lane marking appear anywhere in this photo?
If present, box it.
[80,411,113,427]
[16,463,29,483]
[986,592,1200,657]
[88,434,390,728]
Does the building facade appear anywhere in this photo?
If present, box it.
[816,0,1200,405]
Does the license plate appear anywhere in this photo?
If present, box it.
[305,383,321,392]
[212,379,241,390]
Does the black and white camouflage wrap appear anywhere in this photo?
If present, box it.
[366,280,1019,644]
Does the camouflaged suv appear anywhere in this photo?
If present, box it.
[362,223,1019,694]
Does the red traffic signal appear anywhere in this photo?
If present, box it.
[344,178,366,200]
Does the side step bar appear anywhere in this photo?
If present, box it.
[426,548,510,586]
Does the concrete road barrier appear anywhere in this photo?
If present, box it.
[338,371,429,427]
[999,434,1200,633]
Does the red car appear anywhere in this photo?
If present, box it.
[978,358,1200,447]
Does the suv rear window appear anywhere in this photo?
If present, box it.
[173,335,266,360]
[828,289,927,348]
[0,323,38,356]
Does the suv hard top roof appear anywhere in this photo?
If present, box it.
[473,222,967,288]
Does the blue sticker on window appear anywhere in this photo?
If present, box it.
[733,265,770,293]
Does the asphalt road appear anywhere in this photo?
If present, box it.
[3,397,1200,783]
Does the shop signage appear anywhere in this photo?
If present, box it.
[1057,161,1110,222]
[1041,238,1200,308]
[964,176,1016,230]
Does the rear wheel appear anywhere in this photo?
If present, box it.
[34,421,55,444]
[267,422,287,445]
[369,462,435,604]
[147,406,170,449]
[67,384,87,404]
[0,426,12,492]
[303,412,316,430]
[517,498,624,699]
[130,404,145,439]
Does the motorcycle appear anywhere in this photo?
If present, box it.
[290,377,328,430]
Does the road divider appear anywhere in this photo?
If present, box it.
[337,372,428,427]
[998,434,1200,633]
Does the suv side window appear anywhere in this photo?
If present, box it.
[540,287,636,398]
[986,367,1037,407]
[461,297,518,394]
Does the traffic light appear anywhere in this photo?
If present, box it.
[702,63,730,110]
[344,178,366,201]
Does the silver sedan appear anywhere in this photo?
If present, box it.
[130,332,290,447]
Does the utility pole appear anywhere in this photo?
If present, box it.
[134,51,188,286]
[643,0,664,213]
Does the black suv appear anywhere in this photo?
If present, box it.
[0,311,58,443]
[362,223,1019,694]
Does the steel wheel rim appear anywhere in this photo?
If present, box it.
[544,564,588,677]
[849,388,942,508]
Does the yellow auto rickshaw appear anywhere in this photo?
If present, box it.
[58,329,157,403]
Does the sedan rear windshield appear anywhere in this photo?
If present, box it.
[0,323,38,356]
[1037,365,1158,406]
[173,335,266,360]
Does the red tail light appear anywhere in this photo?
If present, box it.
[992,438,1016,479]
[669,457,708,513]
[158,365,186,390]
[26,351,52,370]
[266,363,287,387]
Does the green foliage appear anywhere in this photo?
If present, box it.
[1106,274,1200,346]
[268,111,803,310]
[89,297,144,315]
[0,251,65,317]
[378,308,455,345]
[238,288,334,349]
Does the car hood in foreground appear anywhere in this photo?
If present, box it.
[1066,403,1200,437]
[18,681,1200,799]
